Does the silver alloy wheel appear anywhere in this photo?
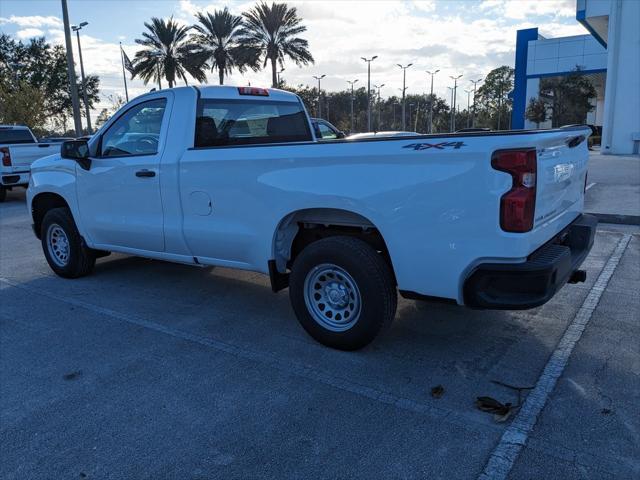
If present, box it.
[46,223,70,267]
[303,263,362,332]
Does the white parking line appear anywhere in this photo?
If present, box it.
[477,233,632,480]
[586,182,596,191]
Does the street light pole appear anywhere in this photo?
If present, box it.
[464,89,472,128]
[347,79,358,133]
[361,56,377,131]
[72,22,91,134]
[447,87,454,132]
[397,63,413,130]
[469,78,482,127]
[60,0,82,136]
[426,69,439,133]
[313,74,326,117]
[373,83,385,130]
[449,74,463,132]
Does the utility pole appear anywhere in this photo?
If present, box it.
[72,22,91,134]
[497,78,504,130]
[373,83,385,130]
[61,0,82,136]
[313,74,325,117]
[426,69,439,133]
[470,78,482,127]
[347,79,358,133]
[361,56,377,131]
[397,63,413,130]
[450,74,462,132]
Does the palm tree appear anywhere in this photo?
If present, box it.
[192,8,260,85]
[133,17,207,88]
[238,2,314,88]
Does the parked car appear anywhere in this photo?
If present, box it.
[346,131,420,140]
[27,86,596,350]
[311,118,345,140]
[0,125,61,202]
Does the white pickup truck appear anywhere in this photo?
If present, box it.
[0,125,61,202]
[27,86,596,350]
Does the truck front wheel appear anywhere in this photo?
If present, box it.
[289,236,397,350]
[41,207,96,278]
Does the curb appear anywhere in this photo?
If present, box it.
[588,212,640,226]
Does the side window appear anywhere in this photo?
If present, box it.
[100,98,167,157]
[195,99,312,147]
[318,122,337,140]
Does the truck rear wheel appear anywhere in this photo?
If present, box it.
[289,236,397,350]
[41,207,96,278]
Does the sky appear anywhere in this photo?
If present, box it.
[0,0,587,121]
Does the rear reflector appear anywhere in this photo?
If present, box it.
[238,87,269,96]
[492,149,537,233]
[1,147,11,167]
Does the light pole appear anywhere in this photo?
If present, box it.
[447,86,454,132]
[464,89,473,128]
[277,67,285,86]
[61,0,82,136]
[470,78,482,127]
[361,56,377,131]
[347,79,358,133]
[72,22,91,134]
[373,83,385,130]
[397,63,413,130]
[313,74,326,117]
[426,69,439,133]
[449,74,463,132]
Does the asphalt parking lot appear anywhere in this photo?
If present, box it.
[1,188,639,480]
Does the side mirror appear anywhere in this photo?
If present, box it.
[61,140,91,170]
[337,131,346,139]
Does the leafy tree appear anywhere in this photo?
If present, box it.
[0,34,100,134]
[133,17,208,88]
[238,2,314,87]
[0,80,47,130]
[95,109,110,128]
[193,8,260,85]
[476,65,514,130]
[539,68,596,127]
[525,97,548,128]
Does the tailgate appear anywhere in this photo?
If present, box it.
[534,129,590,227]
[3,144,59,171]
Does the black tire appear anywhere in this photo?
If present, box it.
[41,207,96,278]
[289,236,397,350]
[0,187,6,203]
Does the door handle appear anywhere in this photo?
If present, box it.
[135,169,156,178]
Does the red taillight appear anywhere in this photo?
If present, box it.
[1,147,11,167]
[492,149,537,233]
[237,87,269,96]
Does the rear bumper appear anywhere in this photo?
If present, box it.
[463,214,597,309]
[1,171,30,187]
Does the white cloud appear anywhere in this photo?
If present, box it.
[0,15,62,28]
[478,0,576,19]
[16,28,45,39]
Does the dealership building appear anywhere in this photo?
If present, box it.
[511,0,640,154]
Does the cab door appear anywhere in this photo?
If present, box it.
[76,97,169,252]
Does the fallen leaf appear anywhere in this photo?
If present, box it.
[63,370,82,381]
[475,396,512,416]
[431,385,444,399]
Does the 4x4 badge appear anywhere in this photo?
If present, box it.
[403,141,466,150]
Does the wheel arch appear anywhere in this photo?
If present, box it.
[271,207,397,285]
[31,192,71,239]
